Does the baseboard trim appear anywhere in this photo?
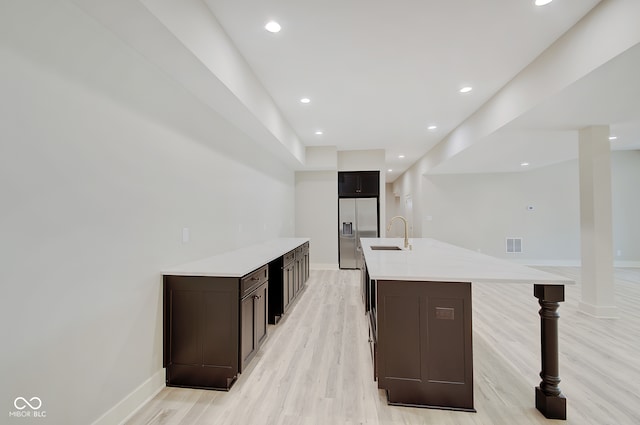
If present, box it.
[310,263,339,270]
[578,301,619,319]
[91,369,165,425]
[509,259,640,268]
[614,261,640,268]
[511,259,582,267]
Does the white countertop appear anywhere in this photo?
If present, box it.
[361,238,572,285]
[162,238,310,277]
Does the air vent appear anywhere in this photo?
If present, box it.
[506,237,523,253]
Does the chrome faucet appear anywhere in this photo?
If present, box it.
[387,215,410,249]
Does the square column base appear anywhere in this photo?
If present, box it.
[535,387,566,420]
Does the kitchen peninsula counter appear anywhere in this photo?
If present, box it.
[360,237,571,284]
[360,237,571,420]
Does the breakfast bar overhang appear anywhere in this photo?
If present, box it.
[360,237,572,420]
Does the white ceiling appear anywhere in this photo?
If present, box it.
[431,40,640,174]
[198,0,640,180]
[74,0,639,180]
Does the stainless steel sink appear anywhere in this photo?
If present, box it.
[370,245,402,251]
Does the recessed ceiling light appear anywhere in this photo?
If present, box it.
[265,21,281,33]
[388,169,393,172]
[521,162,530,167]
[315,131,323,135]
[300,97,311,104]
[459,86,473,93]
[609,136,617,140]
[398,155,405,159]
[534,0,553,6]
[427,125,437,130]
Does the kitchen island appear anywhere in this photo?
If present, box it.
[360,237,571,419]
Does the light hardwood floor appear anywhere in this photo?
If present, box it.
[127,268,640,425]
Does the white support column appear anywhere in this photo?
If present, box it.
[578,126,617,318]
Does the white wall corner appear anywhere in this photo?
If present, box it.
[91,370,165,425]
[337,149,385,171]
[304,146,338,170]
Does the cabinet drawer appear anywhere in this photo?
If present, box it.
[283,249,295,265]
[241,265,269,298]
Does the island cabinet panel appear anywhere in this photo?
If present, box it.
[163,276,239,390]
[163,264,269,391]
[376,280,474,411]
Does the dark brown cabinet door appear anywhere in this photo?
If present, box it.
[357,171,379,197]
[338,172,359,196]
[376,280,474,411]
[255,283,268,346]
[338,171,380,197]
[240,294,256,370]
[240,281,269,372]
[286,262,295,306]
[303,243,310,282]
[282,264,290,312]
[294,256,300,295]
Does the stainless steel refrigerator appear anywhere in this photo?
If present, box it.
[339,197,378,269]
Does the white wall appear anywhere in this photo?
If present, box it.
[295,171,338,268]
[612,150,640,263]
[294,150,387,269]
[0,2,294,424]
[421,161,581,263]
[390,151,640,265]
[390,163,424,238]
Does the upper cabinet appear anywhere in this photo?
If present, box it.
[338,171,380,197]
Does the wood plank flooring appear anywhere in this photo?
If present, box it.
[127,267,640,425]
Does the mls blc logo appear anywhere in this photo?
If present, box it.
[9,397,46,418]
[14,397,42,410]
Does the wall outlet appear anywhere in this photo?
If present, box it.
[617,250,622,257]
[182,227,190,243]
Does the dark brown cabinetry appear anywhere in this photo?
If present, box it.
[164,240,310,391]
[268,242,309,324]
[369,278,474,411]
[338,171,379,197]
[294,244,303,294]
[268,249,294,324]
[240,267,269,371]
[301,241,310,282]
[163,265,269,390]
